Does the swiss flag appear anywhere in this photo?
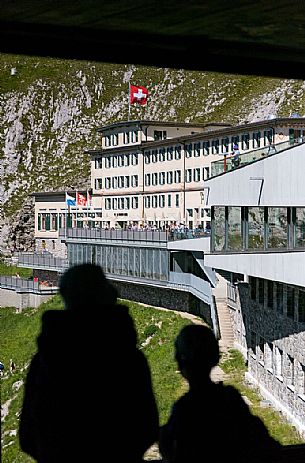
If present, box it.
[130,84,148,105]
[77,192,87,206]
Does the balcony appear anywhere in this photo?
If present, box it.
[210,140,304,178]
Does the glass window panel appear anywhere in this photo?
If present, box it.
[227,207,242,251]
[267,280,273,309]
[153,250,160,280]
[258,278,264,304]
[276,283,283,314]
[134,248,140,277]
[267,208,287,248]
[295,208,305,248]
[248,207,264,249]
[213,206,226,252]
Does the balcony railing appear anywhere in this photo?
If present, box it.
[210,140,304,177]
[59,228,211,242]
[0,276,57,293]
[18,253,69,271]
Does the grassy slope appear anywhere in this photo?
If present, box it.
[1,296,304,462]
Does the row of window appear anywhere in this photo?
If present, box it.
[37,212,101,231]
[249,276,305,322]
[68,243,169,280]
[95,153,139,169]
[104,130,139,147]
[105,197,139,210]
[212,206,305,252]
[96,130,274,169]
[95,175,139,190]
[250,337,303,394]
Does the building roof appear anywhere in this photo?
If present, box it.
[96,120,231,132]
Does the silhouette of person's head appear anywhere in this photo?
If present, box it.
[59,263,118,311]
[175,325,220,383]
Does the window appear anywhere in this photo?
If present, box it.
[203,167,210,180]
[175,194,179,207]
[105,198,111,209]
[132,130,138,142]
[145,174,151,186]
[119,198,124,209]
[295,208,305,248]
[51,213,58,230]
[118,155,124,167]
[203,141,210,156]
[105,177,111,189]
[185,144,192,158]
[267,280,273,309]
[105,135,110,147]
[298,290,305,322]
[267,207,287,248]
[152,150,158,163]
[187,208,193,217]
[112,198,117,210]
[132,197,138,209]
[242,133,250,150]
[174,170,181,183]
[105,157,111,168]
[248,207,264,249]
[276,283,283,314]
[194,168,200,182]
[125,176,130,188]
[287,286,295,319]
[159,195,165,208]
[145,196,151,208]
[154,130,166,141]
[221,137,229,153]
[95,157,103,169]
[264,129,273,145]
[132,154,138,165]
[112,156,118,168]
[159,148,166,162]
[152,173,158,186]
[131,175,138,187]
[231,136,239,147]
[124,131,130,144]
[112,177,118,189]
[113,133,118,146]
[95,178,103,189]
[168,194,172,207]
[159,172,166,185]
[126,197,130,209]
[118,176,124,188]
[144,151,151,164]
[125,155,130,166]
[227,206,243,251]
[194,142,201,157]
[249,276,256,301]
[253,131,261,148]
[152,195,158,208]
[175,146,181,159]
[186,169,192,183]
[212,139,220,154]
[167,147,174,161]
[167,171,173,184]
[258,278,264,305]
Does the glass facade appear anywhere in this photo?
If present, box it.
[68,243,169,281]
[212,206,305,253]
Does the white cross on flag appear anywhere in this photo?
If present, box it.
[130,84,148,105]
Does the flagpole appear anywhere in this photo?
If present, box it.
[128,82,131,121]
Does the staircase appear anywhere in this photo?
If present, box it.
[212,272,234,351]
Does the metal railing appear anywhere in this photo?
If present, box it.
[59,228,211,242]
[210,140,304,177]
[0,276,57,293]
[18,253,69,271]
[227,282,238,307]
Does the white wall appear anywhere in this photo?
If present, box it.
[205,143,305,207]
[205,251,305,287]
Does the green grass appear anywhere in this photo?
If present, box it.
[0,263,32,279]
[1,300,304,462]
[220,349,304,445]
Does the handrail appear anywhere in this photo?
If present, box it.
[210,140,304,177]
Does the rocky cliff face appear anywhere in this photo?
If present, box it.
[1,53,305,254]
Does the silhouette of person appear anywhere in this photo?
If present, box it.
[159,324,281,463]
[19,263,159,463]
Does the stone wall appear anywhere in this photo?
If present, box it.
[111,279,211,324]
[228,280,305,438]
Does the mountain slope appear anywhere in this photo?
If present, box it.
[1,53,305,252]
